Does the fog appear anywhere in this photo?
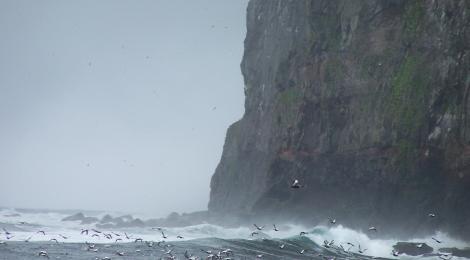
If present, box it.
[0,0,248,217]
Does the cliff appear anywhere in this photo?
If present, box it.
[209,0,470,239]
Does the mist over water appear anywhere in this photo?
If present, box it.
[0,0,248,215]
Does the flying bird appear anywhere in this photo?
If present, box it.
[291,179,302,188]
[368,226,377,232]
[358,244,367,254]
[184,250,198,260]
[323,240,334,248]
[253,224,264,230]
[273,224,279,231]
[38,251,49,258]
[37,230,46,235]
[161,231,168,239]
[329,218,337,224]
[2,228,11,236]
[432,237,442,243]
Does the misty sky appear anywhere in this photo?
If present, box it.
[0,0,248,217]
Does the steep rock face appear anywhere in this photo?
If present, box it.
[209,0,470,239]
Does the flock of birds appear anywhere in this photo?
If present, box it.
[0,180,455,259]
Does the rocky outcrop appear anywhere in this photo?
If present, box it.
[209,0,470,239]
[393,242,433,256]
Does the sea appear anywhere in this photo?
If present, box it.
[0,207,468,259]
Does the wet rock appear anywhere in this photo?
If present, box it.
[393,242,433,256]
[439,247,470,258]
[62,213,85,221]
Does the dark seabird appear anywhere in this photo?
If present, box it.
[134,238,143,243]
[432,237,442,243]
[115,238,122,243]
[299,231,308,236]
[81,229,89,235]
[273,224,279,231]
[251,231,259,236]
[323,240,334,248]
[358,244,367,254]
[253,224,264,230]
[177,235,184,239]
[161,231,168,239]
[2,228,11,235]
[50,238,59,244]
[37,230,46,235]
[91,234,100,238]
[291,179,302,188]
[200,249,212,254]
[38,250,49,258]
[59,234,68,239]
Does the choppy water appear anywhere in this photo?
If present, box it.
[0,207,468,259]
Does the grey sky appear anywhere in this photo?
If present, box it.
[0,0,248,217]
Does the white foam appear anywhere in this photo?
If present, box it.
[1,208,468,259]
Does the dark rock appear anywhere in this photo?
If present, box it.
[209,0,470,240]
[3,213,21,218]
[62,213,85,222]
[100,214,113,223]
[393,242,433,256]
[80,217,99,225]
[62,212,98,224]
[439,247,470,258]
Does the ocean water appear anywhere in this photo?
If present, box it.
[0,207,468,259]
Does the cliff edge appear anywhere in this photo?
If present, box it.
[209,0,470,239]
